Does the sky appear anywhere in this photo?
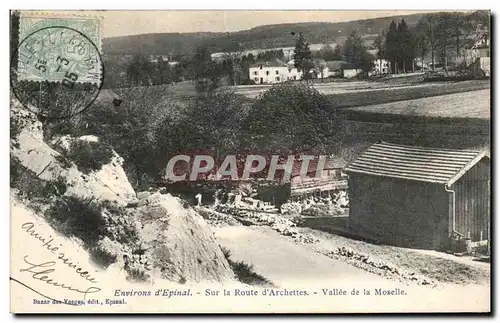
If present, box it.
[100,10,438,38]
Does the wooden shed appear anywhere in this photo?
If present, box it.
[345,142,490,250]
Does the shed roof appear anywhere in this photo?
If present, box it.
[345,142,488,186]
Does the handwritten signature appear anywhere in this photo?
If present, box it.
[15,222,102,302]
[20,256,101,297]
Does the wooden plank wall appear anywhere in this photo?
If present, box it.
[454,159,490,241]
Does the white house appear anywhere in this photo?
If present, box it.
[249,61,304,84]
[248,59,334,84]
[343,68,362,78]
[372,58,390,75]
[249,61,289,84]
[285,60,305,80]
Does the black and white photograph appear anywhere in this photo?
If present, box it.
[9,9,491,313]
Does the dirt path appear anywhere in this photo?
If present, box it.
[213,225,490,312]
[213,226,385,287]
[298,227,491,286]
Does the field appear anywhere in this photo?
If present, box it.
[229,79,490,106]
[346,89,490,120]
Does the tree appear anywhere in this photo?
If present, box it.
[155,90,248,177]
[156,56,172,85]
[126,55,154,86]
[243,83,344,155]
[385,20,399,74]
[192,46,223,94]
[373,33,386,75]
[293,32,314,81]
[449,12,473,66]
[333,45,343,61]
[247,53,255,63]
[436,13,455,72]
[468,10,490,48]
[416,14,439,71]
[79,86,180,189]
[313,58,328,81]
[397,19,416,72]
[221,52,243,86]
[316,44,342,61]
[343,31,374,76]
[414,23,428,72]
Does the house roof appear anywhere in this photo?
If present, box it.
[250,60,287,68]
[345,142,488,186]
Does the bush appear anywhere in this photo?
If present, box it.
[89,244,118,268]
[220,246,231,259]
[54,153,73,169]
[11,156,67,200]
[243,82,344,155]
[219,244,273,286]
[240,78,256,85]
[45,196,106,242]
[66,140,114,174]
[10,116,22,148]
[230,260,273,286]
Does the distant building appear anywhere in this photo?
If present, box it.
[285,60,306,81]
[371,58,390,75]
[249,61,291,84]
[310,59,330,79]
[346,142,490,251]
[288,156,348,200]
[248,59,333,84]
[150,54,170,62]
[149,55,180,67]
[341,63,362,78]
[249,60,308,84]
[325,60,345,77]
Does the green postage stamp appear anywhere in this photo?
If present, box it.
[16,13,102,84]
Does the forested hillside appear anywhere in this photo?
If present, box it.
[103,13,426,56]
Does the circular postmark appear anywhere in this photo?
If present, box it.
[11,25,104,120]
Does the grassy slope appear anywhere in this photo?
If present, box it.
[331,80,491,111]
[347,89,490,119]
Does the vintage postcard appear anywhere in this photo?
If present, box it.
[9,9,491,313]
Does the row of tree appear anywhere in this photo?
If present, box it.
[374,11,489,74]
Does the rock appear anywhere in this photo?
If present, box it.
[137,191,151,200]
[138,192,164,206]
[78,135,100,143]
[281,202,302,215]
[96,236,123,260]
[50,135,73,154]
[133,194,234,283]
[11,104,136,206]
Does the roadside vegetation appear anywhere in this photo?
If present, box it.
[220,246,274,287]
